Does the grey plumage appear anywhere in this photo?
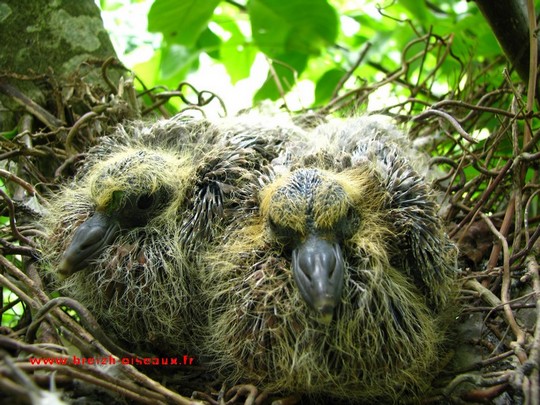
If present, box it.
[38,113,457,402]
[199,115,457,401]
[39,114,299,355]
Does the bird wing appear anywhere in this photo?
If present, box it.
[167,115,298,250]
[356,118,456,306]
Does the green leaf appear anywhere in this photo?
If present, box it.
[160,44,200,80]
[133,44,200,91]
[253,52,308,102]
[99,0,124,11]
[222,44,257,84]
[248,0,339,57]
[1,128,18,140]
[399,0,429,24]
[132,49,162,89]
[216,18,257,83]
[148,0,220,47]
[196,27,222,59]
[314,68,346,105]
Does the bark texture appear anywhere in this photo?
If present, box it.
[0,0,121,129]
[474,0,540,89]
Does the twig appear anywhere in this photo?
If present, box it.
[524,0,537,147]
[0,80,64,130]
[449,159,513,238]
[0,189,37,247]
[25,297,136,359]
[480,213,527,348]
[0,169,37,196]
[412,109,477,144]
[330,42,372,100]
[101,56,119,94]
[65,111,98,155]
[522,255,540,405]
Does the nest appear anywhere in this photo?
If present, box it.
[1,35,540,405]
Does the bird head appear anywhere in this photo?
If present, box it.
[260,167,384,324]
[57,148,192,277]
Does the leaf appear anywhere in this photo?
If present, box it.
[196,27,222,59]
[399,0,430,24]
[132,49,162,89]
[0,128,18,140]
[221,44,257,84]
[160,44,200,80]
[314,68,346,105]
[215,17,257,83]
[253,52,308,102]
[100,0,123,11]
[148,0,220,47]
[248,0,338,57]
[133,44,200,91]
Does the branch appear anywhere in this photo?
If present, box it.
[474,0,540,101]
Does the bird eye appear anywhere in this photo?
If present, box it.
[268,217,279,231]
[115,187,173,228]
[268,216,299,248]
[338,207,360,240]
[136,193,155,210]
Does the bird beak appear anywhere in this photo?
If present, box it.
[292,235,344,325]
[58,212,119,277]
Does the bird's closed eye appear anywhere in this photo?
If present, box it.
[336,207,360,240]
[115,188,172,228]
[268,217,300,247]
[136,193,155,210]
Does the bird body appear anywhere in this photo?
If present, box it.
[42,143,199,354]
[40,114,299,355]
[39,113,456,401]
[200,115,457,401]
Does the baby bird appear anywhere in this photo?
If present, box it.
[40,114,299,356]
[201,116,457,401]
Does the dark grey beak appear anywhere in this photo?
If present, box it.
[292,235,345,324]
[58,212,119,277]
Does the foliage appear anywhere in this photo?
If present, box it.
[100,0,506,111]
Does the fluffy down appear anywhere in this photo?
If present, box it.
[200,115,457,401]
[40,114,300,355]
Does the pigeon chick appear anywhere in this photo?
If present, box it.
[40,114,299,356]
[201,115,457,401]
[41,143,198,354]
